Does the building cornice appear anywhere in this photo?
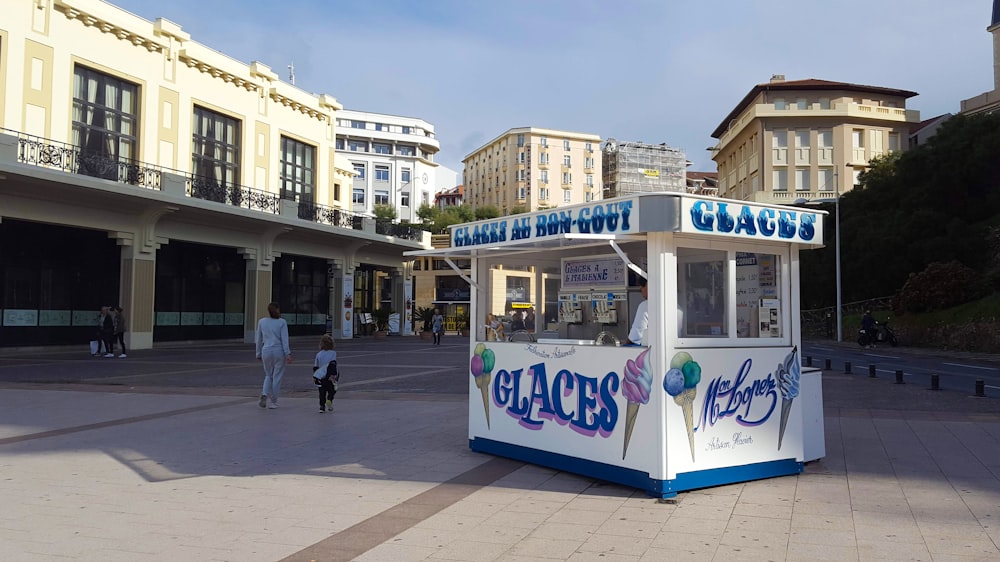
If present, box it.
[54,0,168,54]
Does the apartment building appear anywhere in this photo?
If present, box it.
[463,127,602,214]
[334,109,441,221]
[960,1,1000,115]
[0,0,429,349]
[601,139,686,199]
[710,76,919,204]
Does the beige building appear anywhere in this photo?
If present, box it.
[0,0,428,349]
[710,76,920,204]
[960,1,1000,115]
[463,127,602,214]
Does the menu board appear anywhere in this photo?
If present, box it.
[561,255,627,291]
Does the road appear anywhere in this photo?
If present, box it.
[802,339,1000,395]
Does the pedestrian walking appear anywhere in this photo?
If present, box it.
[112,306,127,358]
[431,308,444,345]
[312,334,338,413]
[255,302,291,409]
[99,306,115,357]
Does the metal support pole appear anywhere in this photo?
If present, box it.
[835,181,842,343]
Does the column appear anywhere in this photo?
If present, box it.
[402,262,414,336]
[241,249,273,344]
[117,243,157,350]
[338,260,356,339]
[327,259,343,335]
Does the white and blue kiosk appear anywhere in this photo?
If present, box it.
[407,193,827,498]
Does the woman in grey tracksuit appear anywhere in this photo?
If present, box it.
[255,302,292,409]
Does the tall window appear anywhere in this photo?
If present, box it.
[401,168,411,183]
[353,187,365,204]
[348,139,366,152]
[517,134,524,147]
[819,168,834,191]
[402,126,411,134]
[563,155,571,167]
[374,165,389,182]
[373,143,391,155]
[540,170,548,183]
[72,66,139,179]
[352,162,366,179]
[540,136,548,147]
[374,189,389,205]
[773,168,788,191]
[191,106,240,189]
[397,145,414,156]
[563,190,572,202]
[794,168,809,191]
[350,120,365,129]
[280,137,315,202]
[563,139,570,150]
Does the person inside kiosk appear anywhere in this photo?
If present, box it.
[624,278,648,346]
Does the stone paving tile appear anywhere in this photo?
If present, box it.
[788,527,857,547]
[593,515,662,539]
[458,524,533,546]
[732,501,793,520]
[726,514,790,533]
[386,527,462,549]
[790,511,855,531]
[711,542,787,561]
[660,515,729,536]
[608,504,674,524]
[856,539,933,561]
[528,521,600,542]
[354,542,437,561]
[648,529,721,552]
[546,507,615,526]
[719,526,789,551]
[577,533,653,556]
[785,542,860,561]
[640,544,718,561]
[506,536,585,559]
[427,539,512,561]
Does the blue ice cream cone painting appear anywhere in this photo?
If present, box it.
[776,346,800,450]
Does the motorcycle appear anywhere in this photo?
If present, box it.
[857,319,898,347]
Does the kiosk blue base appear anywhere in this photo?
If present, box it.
[471,437,804,499]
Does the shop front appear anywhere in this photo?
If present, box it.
[407,193,827,498]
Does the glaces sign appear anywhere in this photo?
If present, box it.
[681,199,821,244]
[452,199,636,248]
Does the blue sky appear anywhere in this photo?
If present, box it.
[111,0,995,176]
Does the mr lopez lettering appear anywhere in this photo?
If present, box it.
[699,358,778,430]
[690,201,815,241]
[492,362,619,436]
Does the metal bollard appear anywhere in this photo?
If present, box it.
[845,361,852,374]
[824,358,831,370]
[895,370,904,384]
[869,364,877,378]
[975,379,986,397]
[930,374,940,391]
[806,356,813,367]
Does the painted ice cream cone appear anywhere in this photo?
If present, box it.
[621,349,652,459]
[663,352,702,463]
[776,346,800,451]
[470,346,495,429]
[778,397,793,450]
[674,388,697,462]
[476,374,492,429]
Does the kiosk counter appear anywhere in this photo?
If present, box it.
[407,192,827,498]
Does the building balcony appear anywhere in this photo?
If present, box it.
[717,102,920,151]
[1,128,426,244]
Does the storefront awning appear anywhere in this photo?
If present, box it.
[403,232,647,259]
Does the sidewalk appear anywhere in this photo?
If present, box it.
[1,338,998,561]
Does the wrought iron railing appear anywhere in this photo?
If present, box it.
[297,200,365,230]
[375,220,422,241]
[186,174,280,214]
[7,128,161,190]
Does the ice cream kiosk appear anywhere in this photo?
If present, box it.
[406,193,826,498]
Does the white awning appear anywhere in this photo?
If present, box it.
[403,232,647,259]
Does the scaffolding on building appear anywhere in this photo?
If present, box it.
[601,139,687,199]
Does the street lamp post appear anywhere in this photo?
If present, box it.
[796,169,842,342]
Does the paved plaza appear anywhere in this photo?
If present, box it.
[1,336,999,561]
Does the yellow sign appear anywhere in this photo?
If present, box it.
[511,302,533,309]
[641,169,660,178]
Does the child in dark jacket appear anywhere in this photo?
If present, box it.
[312,334,338,413]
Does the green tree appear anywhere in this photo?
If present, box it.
[474,205,500,220]
[800,112,1000,310]
[373,204,397,221]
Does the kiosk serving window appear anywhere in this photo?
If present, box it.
[677,248,728,337]
[736,252,782,339]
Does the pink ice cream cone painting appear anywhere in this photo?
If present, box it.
[775,346,800,450]
[471,343,495,429]
[621,348,653,459]
[663,351,702,462]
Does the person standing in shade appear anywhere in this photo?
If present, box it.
[431,308,444,345]
[625,278,648,346]
[524,308,536,333]
[99,306,116,357]
[255,302,292,409]
[112,306,127,358]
